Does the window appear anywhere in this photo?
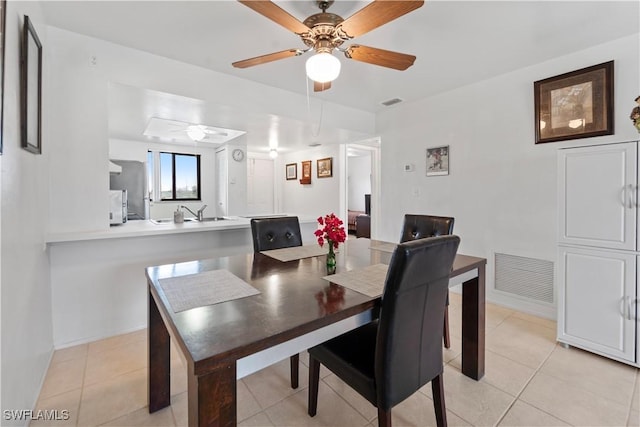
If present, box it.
[148,151,201,201]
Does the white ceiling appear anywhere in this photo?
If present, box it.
[41,1,639,151]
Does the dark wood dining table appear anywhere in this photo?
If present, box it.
[146,238,486,427]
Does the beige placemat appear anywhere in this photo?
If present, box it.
[369,241,397,253]
[261,245,334,262]
[322,264,389,297]
[158,269,260,313]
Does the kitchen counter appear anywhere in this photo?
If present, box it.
[46,215,317,244]
[46,214,320,347]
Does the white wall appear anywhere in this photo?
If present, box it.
[376,34,640,317]
[277,145,344,222]
[226,145,248,216]
[46,27,374,234]
[347,155,371,212]
[1,2,54,422]
[109,137,220,219]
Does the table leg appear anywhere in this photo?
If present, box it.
[149,289,171,412]
[461,264,485,380]
[188,362,237,427]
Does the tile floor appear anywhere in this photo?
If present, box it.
[32,294,640,426]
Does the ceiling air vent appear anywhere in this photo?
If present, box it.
[381,98,403,107]
[308,143,321,147]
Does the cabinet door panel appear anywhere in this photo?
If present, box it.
[558,142,636,250]
[558,247,636,362]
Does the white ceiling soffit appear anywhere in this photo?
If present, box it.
[143,117,246,145]
[107,83,372,152]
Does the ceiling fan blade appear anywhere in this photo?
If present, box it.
[314,81,331,92]
[232,49,302,68]
[238,0,310,34]
[339,0,424,38]
[344,45,416,70]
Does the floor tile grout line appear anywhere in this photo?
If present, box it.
[169,392,181,427]
[320,373,376,424]
[493,343,573,427]
[239,377,266,422]
[533,346,638,417]
[624,372,640,427]
[82,340,149,389]
[74,349,89,427]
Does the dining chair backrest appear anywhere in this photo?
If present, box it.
[250,216,303,252]
[399,214,455,243]
[375,235,460,410]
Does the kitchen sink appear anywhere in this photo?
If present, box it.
[149,218,196,224]
[199,217,227,222]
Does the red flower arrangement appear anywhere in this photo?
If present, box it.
[314,213,347,249]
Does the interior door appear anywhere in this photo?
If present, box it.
[247,157,274,214]
[215,148,228,217]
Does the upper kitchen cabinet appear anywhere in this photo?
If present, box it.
[557,141,637,250]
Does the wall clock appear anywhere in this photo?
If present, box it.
[232,148,244,162]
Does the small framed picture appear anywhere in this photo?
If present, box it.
[426,146,449,176]
[300,160,311,184]
[534,61,614,144]
[285,163,297,180]
[317,157,332,178]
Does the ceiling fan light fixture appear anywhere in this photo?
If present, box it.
[186,125,206,141]
[306,52,341,83]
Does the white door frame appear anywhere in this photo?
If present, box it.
[344,138,381,239]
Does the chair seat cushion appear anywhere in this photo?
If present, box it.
[309,321,379,405]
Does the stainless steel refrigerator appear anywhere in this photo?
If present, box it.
[109,160,149,220]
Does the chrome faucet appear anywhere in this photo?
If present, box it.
[181,204,208,221]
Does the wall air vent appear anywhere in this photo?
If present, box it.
[381,98,403,107]
[308,143,321,147]
[495,253,554,303]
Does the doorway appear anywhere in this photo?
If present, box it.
[345,138,381,239]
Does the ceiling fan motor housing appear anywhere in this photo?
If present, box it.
[301,13,349,53]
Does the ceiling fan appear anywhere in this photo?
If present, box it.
[232,0,424,92]
[143,118,246,144]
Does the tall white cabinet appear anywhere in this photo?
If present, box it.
[557,141,639,367]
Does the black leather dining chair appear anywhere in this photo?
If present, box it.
[250,216,303,389]
[400,214,455,348]
[308,235,460,427]
[250,216,303,252]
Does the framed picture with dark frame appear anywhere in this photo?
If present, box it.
[317,157,332,178]
[0,0,6,154]
[534,61,614,144]
[426,146,449,176]
[21,15,42,154]
[285,163,297,180]
[299,160,311,184]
